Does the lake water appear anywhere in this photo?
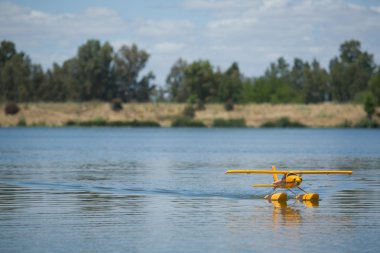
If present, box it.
[0,128,379,253]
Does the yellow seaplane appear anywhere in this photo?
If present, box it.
[225,166,352,202]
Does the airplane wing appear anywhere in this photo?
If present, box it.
[225,170,287,174]
[225,169,352,174]
[287,170,352,174]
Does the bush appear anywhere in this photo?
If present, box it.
[171,117,206,127]
[183,105,195,118]
[224,99,234,111]
[65,119,160,127]
[336,120,352,128]
[196,100,206,111]
[29,122,47,127]
[212,118,246,128]
[108,120,160,127]
[187,95,197,105]
[65,120,77,126]
[5,103,20,115]
[353,90,373,104]
[110,98,123,112]
[260,117,306,128]
[364,93,376,119]
[82,117,107,126]
[17,117,27,127]
[354,118,379,128]
[65,117,107,127]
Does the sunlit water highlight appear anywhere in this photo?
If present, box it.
[0,128,379,252]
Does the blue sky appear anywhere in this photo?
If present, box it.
[1,0,380,85]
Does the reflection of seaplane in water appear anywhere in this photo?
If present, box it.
[225,166,352,203]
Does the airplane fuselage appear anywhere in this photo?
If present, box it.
[273,173,302,189]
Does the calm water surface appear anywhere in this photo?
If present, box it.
[0,128,379,253]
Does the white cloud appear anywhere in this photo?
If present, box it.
[183,0,237,10]
[371,6,380,14]
[207,17,257,36]
[137,20,195,38]
[110,40,132,51]
[0,0,379,86]
[183,0,263,11]
[260,0,290,11]
[0,3,127,39]
[0,2,128,67]
[153,42,185,54]
[182,0,380,77]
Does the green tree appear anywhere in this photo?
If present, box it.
[369,67,380,105]
[249,57,302,104]
[0,40,17,65]
[269,79,302,103]
[62,58,82,100]
[304,59,330,103]
[249,77,273,103]
[240,78,256,103]
[329,40,375,102]
[75,40,114,100]
[265,57,290,81]
[49,40,115,101]
[184,60,217,103]
[249,76,302,104]
[114,44,155,102]
[364,93,376,119]
[27,64,45,101]
[42,63,68,101]
[217,62,243,103]
[290,58,307,92]
[166,58,188,102]
[0,47,31,102]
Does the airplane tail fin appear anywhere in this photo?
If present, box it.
[272,165,278,182]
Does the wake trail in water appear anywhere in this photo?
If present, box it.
[0,180,263,200]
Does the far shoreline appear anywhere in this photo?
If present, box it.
[1,102,379,128]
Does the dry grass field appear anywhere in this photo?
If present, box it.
[0,102,373,127]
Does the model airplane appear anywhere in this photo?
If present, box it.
[225,166,352,202]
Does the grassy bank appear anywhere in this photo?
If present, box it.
[0,102,378,128]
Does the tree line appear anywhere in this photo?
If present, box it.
[1,39,379,105]
[0,40,154,103]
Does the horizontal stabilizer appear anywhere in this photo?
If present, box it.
[252,184,275,187]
